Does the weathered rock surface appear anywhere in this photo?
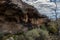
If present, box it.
[0,0,50,34]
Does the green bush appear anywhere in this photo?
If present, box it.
[48,22,58,33]
[25,28,51,40]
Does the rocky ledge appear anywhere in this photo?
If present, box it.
[0,0,50,34]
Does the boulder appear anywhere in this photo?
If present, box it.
[0,0,50,34]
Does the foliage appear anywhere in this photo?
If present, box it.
[20,28,50,40]
[48,22,58,34]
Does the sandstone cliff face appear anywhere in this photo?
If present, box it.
[0,0,50,34]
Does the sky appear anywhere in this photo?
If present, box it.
[23,0,51,2]
[22,0,60,19]
[37,0,50,2]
